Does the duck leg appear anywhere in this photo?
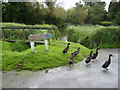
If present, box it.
[106,68,109,70]
[88,62,91,65]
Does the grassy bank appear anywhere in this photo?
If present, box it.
[67,25,101,43]
[80,26,120,48]
[67,25,120,48]
[2,41,91,71]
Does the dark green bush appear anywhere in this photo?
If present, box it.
[11,41,29,52]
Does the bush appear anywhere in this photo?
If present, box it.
[11,41,29,52]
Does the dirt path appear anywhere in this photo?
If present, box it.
[2,48,118,88]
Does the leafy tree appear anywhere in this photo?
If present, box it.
[84,2,106,24]
[108,1,120,25]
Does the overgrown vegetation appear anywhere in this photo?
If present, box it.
[67,25,120,48]
[11,41,29,52]
[80,26,120,48]
[2,41,91,71]
[67,25,99,43]
[2,22,59,40]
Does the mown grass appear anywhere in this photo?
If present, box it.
[2,41,91,71]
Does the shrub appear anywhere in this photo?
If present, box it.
[11,41,29,52]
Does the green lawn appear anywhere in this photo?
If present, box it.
[2,41,92,71]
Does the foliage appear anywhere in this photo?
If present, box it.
[84,2,107,24]
[80,26,120,48]
[2,41,91,71]
[2,2,66,33]
[67,25,99,43]
[11,41,29,52]
[2,22,57,40]
[66,25,120,48]
[100,21,112,26]
[67,1,107,25]
[108,1,120,25]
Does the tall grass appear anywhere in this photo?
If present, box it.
[67,25,120,48]
[67,25,102,43]
[80,26,120,48]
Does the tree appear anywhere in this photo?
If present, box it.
[108,1,120,25]
[84,2,106,24]
[66,2,88,25]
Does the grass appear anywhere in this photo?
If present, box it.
[80,26,120,48]
[1,22,56,28]
[67,25,102,43]
[2,22,58,40]
[2,41,91,71]
[67,25,120,48]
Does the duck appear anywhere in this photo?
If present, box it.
[102,54,113,70]
[85,51,93,65]
[69,56,74,65]
[91,48,100,61]
[71,47,81,57]
[63,43,70,54]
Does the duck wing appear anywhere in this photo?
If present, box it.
[102,60,110,68]
[92,52,98,59]
[85,57,91,63]
[63,48,69,53]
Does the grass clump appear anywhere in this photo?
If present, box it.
[11,41,29,52]
[2,41,91,71]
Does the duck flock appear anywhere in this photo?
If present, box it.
[63,43,113,71]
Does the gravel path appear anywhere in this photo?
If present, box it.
[2,48,118,88]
